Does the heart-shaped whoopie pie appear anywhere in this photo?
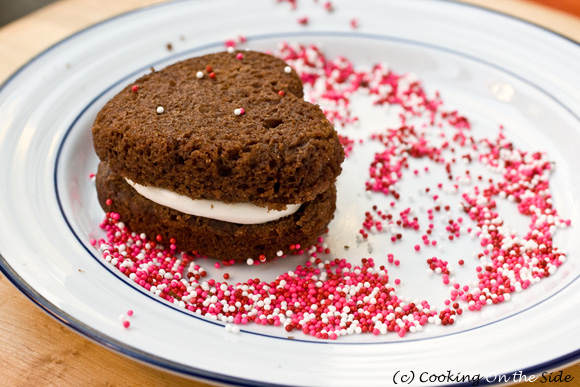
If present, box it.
[92,50,344,260]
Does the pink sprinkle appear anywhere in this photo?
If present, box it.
[297,16,308,25]
[236,53,243,60]
[90,42,571,342]
[122,321,130,329]
[127,310,133,316]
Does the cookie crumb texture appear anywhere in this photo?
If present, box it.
[92,51,344,209]
[96,162,336,260]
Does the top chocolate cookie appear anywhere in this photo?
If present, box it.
[92,50,344,209]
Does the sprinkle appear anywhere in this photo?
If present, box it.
[227,46,236,54]
[225,323,240,334]
[196,71,204,79]
[284,66,292,74]
[156,106,164,114]
[350,18,359,29]
[122,321,130,329]
[278,90,285,96]
[206,65,213,72]
[234,108,245,116]
[131,85,139,92]
[92,42,570,342]
[297,16,309,25]
[209,72,216,79]
[127,310,134,316]
[236,53,243,60]
[105,199,112,206]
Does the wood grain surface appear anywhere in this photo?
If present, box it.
[0,1,579,386]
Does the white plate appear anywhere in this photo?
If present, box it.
[1,0,580,385]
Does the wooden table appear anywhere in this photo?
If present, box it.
[1,0,579,385]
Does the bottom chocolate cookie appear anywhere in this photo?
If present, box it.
[96,162,337,260]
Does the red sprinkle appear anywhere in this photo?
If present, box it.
[93,42,570,341]
[297,16,309,25]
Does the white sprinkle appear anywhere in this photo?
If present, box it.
[196,71,204,79]
[227,46,236,54]
[156,106,165,114]
[246,258,254,265]
[284,66,292,73]
[234,108,242,115]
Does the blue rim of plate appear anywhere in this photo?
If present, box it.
[55,29,580,345]
[0,0,580,385]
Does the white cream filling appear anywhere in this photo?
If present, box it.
[125,179,301,224]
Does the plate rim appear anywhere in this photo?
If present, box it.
[55,30,580,345]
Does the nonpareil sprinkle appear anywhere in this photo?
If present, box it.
[92,42,570,340]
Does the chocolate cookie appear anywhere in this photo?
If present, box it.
[92,50,344,209]
[96,162,336,259]
[92,50,344,259]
